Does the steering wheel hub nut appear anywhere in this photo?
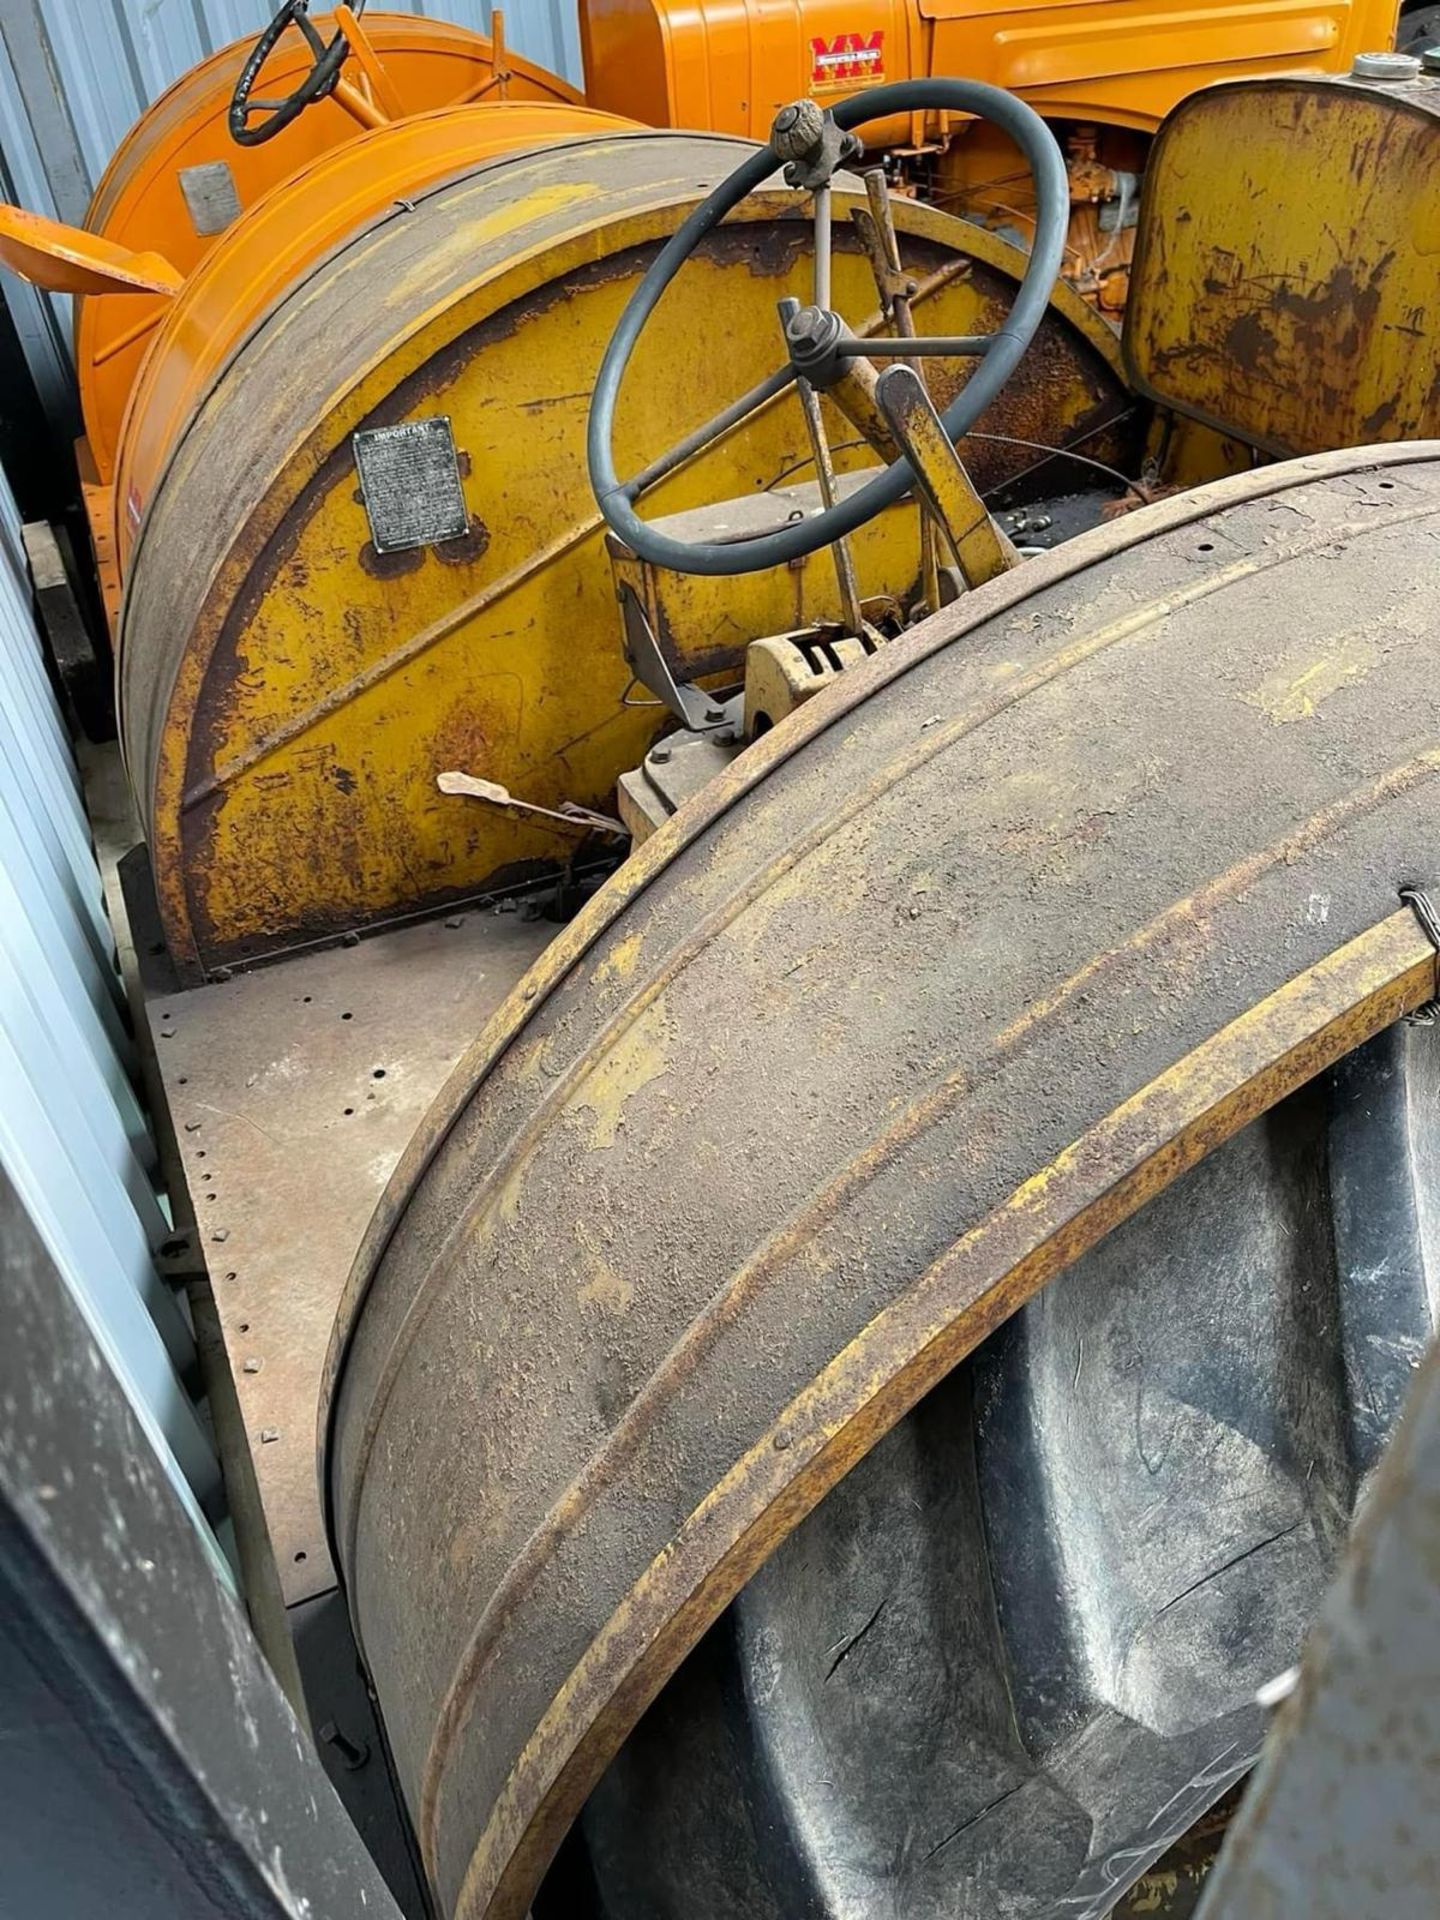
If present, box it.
[771,100,825,159]
[785,303,848,387]
[768,99,864,190]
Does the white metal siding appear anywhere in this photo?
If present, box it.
[0,458,227,1575]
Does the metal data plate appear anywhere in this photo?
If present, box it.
[352,416,470,554]
[177,161,242,237]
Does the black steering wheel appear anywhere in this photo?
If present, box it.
[587,79,1068,578]
[228,0,361,148]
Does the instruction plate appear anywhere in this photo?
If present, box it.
[352,417,469,554]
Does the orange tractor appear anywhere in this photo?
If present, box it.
[1,5,1439,1919]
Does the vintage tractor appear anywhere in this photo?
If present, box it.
[314,63,1440,1920]
[6,29,1438,1919]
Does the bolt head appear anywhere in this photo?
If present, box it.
[785,303,843,377]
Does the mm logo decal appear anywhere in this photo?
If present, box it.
[809,30,885,88]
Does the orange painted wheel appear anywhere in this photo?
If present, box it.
[78,12,580,481]
[115,102,641,572]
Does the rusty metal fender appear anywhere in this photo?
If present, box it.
[120,134,1130,976]
[322,442,1440,1920]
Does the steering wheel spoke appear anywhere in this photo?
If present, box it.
[588,79,1067,577]
[812,185,833,311]
[294,8,327,58]
[611,362,801,514]
[832,332,997,358]
[334,4,403,119]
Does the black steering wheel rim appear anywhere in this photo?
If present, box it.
[228,0,359,148]
[586,79,1069,578]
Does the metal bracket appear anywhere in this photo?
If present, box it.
[873,364,1022,590]
[617,584,737,732]
[769,99,864,192]
[851,169,921,323]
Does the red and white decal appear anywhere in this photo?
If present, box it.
[809,30,885,90]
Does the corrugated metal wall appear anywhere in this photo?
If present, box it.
[0,454,229,1579]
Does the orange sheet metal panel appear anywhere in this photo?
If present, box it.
[77,13,579,482]
[582,0,1390,143]
[114,101,641,573]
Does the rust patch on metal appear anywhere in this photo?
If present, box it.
[436,517,492,567]
[1125,76,1440,457]
[360,540,426,580]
